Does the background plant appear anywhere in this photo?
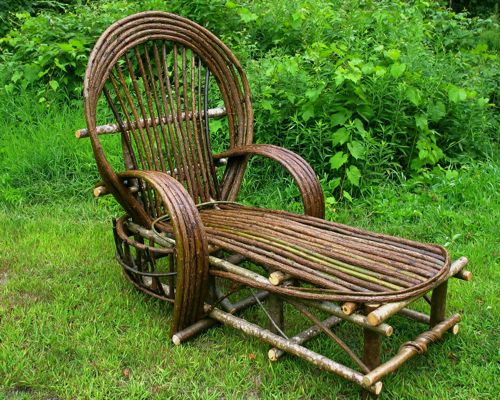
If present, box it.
[0,0,498,205]
[446,0,499,17]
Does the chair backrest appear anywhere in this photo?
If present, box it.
[83,12,253,220]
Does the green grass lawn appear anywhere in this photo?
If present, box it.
[0,162,498,399]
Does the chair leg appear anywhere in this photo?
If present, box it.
[430,281,448,327]
[363,329,381,370]
[362,328,382,398]
[268,294,284,335]
[362,304,382,398]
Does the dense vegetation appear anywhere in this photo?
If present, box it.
[449,0,499,17]
[0,0,498,204]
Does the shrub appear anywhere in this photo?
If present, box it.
[0,0,83,37]
[446,0,499,17]
[0,0,498,204]
[239,0,498,200]
[0,0,240,99]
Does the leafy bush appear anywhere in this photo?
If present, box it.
[0,1,143,99]
[0,0,498,204]
[239,0,498,199]
[447,0,499,17]
[0,0,238,99]
[0,0,83,37]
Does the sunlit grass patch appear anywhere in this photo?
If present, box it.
[0,161,497,399]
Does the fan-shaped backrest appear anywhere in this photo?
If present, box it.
[84,12,253,221]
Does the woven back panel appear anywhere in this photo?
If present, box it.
[84,12,253,210]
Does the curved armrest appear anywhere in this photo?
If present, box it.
[116,170,209,336]
[214,144,325,219]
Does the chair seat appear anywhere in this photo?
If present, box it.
[201,203,450,303]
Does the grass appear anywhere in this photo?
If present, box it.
[0,158,498,399]
[0,95,97,205]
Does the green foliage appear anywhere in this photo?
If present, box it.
[447,0,499,17]
[0,0,238,99]
[237,0,499,200]
[0,0,81,36]
[0,1,143,99]
[0,0,498,204]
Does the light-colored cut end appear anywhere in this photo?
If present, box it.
[362,376,373,387]
[458,256,469,265]
[362,378,383,395]
[385,326,394,337]
[93,185,107,197]
[452,324,459,335]
[75,130,83,139]
[462,270,473,281]
[268,349,278,361]
[367,314,381,327]
[172,335,181,346]
[269,271,289,286]
[341,302,358,315]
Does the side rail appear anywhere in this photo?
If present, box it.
[75,107,228,197]
[75,107,226,138]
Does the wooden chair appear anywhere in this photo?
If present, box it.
[77,11,471,395]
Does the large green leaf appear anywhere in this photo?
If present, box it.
[346,165,361,186]
[448,86,467,103]
[428,101,446,122]
[331,110,352,126]
[329,152,348,170]
[385,49,401,61]
[390,62,406,79]
[406,86,421,106]
[415,115,428,131]
[331,127,350,146]
[347,141,365,160]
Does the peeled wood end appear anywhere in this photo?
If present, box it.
[75,130,84,139]
[367,313,381,327]
[361,378,383,395]
[93,185,107,197]
[362,376,372,387]
[452,324,459,335]
[341,302,358,315]
[268,349,279,361]
[385,326,394,337]
[172,334,181,346]
[461,270,473,281]
[269,271,289,286]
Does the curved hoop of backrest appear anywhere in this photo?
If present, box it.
[84,11,253,223]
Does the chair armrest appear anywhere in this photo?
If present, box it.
[116,170,209,335]
[214,144,325,219]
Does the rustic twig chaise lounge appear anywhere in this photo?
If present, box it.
[77,11,472,395]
